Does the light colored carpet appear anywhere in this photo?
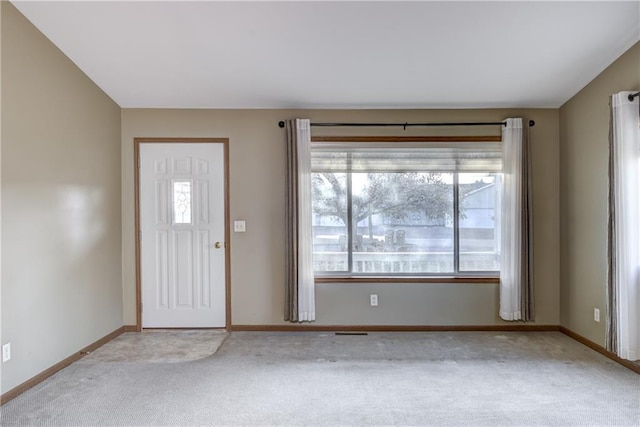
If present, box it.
[80,330,228,363]
[0,331,638,426]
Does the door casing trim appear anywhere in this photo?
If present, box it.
[134,137,231,331]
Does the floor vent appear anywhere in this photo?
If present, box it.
[335,332,369,336]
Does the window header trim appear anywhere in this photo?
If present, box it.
[312,136,501,143]
[315,276,499,284]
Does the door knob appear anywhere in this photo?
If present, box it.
[214,242,223,249]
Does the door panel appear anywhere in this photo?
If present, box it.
[140,143,226,327]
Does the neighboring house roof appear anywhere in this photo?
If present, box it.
[462,183,495,198]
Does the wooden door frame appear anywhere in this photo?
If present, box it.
[134,137,231,331]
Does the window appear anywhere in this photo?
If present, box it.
[172,180,192,224]
[311,137,501,277]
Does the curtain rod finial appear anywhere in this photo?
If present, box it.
[278,121,286,128]
[529,120,535,127]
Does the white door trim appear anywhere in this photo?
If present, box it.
[134,138,230,331]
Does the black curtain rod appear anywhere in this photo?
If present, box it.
[628,92,640,101]
[277,120,535,129]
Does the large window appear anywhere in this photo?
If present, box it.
[311,137,501,277]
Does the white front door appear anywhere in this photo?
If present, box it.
[140,143,226,327]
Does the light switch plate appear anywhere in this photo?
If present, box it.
[234,220,246,232]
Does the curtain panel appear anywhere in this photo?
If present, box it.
[285,119,316,322]
[499,118,534,321]
[607,92,640,360]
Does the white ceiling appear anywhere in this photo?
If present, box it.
[10,0,640,109]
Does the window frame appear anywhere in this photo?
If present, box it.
[311,135,502,283]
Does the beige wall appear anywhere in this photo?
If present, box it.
[559,42,640,345]
[122,108,560,326]
[1,3,122,394]
[0,0,3,393]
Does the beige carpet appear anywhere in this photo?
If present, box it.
[1,331,638,426]
[80,330,228,363]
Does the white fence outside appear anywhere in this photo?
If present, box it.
[314,251,499,273]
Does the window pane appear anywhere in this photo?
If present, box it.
[173,181,192,225]
[459,173,500,271]
[352,172,454,273]
[312,173,348,272]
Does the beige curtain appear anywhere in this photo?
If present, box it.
[606,92,640,360]
[499,118,534,321]
[285,119,315,322]
[607,97,619,354]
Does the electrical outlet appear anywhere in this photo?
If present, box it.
[2,343,11,363]
[234,220,246,233]
[594,308,600,323]
[370,294,378,307]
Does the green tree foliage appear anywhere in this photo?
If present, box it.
[312,172,453,227]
